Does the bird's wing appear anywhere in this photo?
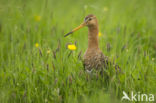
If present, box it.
[100,52,122,73]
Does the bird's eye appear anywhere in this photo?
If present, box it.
[88,18,92,21]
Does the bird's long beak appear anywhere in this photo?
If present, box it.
[64,22,86,37]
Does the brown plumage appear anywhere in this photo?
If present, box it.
[65,14,120,72]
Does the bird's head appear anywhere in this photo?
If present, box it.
[84,14,98,27]
[64,14,98,37]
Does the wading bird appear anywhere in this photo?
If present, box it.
[64,14,120,73]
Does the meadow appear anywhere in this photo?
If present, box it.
[0,0,156,103]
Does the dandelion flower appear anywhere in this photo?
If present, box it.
[34,15,41,22]
[98,32,102,37]
[35,43,39,48]
[103,7,108,12]
[68,44,76,51]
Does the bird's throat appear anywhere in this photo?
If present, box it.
[88,26,99,50]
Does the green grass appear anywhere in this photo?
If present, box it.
[0,0,156,103]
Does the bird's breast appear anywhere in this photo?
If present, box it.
[83,49,107,71]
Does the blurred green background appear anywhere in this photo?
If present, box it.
[0,0,156,103]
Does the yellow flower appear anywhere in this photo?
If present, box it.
[34,15,41,21]
[98,32,102,37]
[68,44,76,51]
[103,7,108,12]
[35,43,39,48]
[47,50,50,54]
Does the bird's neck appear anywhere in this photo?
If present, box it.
[88,25,99,50]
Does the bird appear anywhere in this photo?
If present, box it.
[64,14,120,74]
